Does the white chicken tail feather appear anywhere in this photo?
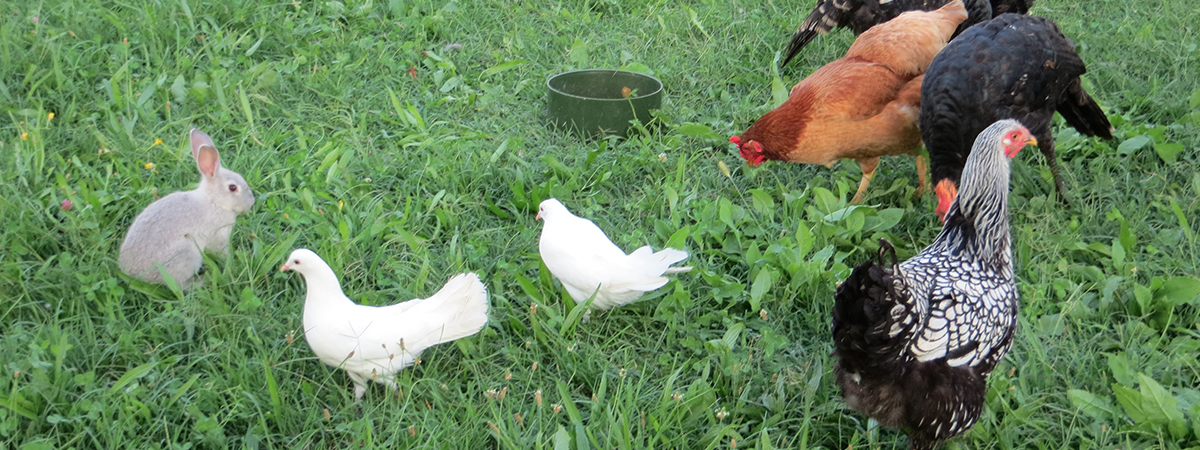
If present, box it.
[594,246,690,300]
[408,272,489,345]
[664,266,693,274]
[627,246,690,276]
[607,276,671,294]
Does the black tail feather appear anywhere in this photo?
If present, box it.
[990,0,1034,15]
[877,238,898,267]
[781,28,821,68]
[781,0,861,68]
[1056,78,1114,140]
[832,239,911,376]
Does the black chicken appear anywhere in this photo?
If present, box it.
[832,120,1031,450]
[921,14,1114,220]
[779,0,1034,68]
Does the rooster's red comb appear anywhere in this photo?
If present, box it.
[729,136,741,145]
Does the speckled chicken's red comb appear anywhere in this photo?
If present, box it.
[729,136,741,145]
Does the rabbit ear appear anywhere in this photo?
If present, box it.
[190,128,221,179]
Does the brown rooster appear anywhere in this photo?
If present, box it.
[732,0,967,204]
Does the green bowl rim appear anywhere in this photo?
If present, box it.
[546,69,664,102]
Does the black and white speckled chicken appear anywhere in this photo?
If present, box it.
[779,0,1035,68]
[831,119,1032,450]
[921,14,1114,220]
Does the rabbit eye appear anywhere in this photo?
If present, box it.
[228,184,238,192]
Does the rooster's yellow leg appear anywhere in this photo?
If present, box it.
[915,154,928,197]
[851,157,879,204]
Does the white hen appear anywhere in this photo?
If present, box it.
[280,248,489,399]
[536,198,691,313]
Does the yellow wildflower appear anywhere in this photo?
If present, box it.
[48,112,55,121]
[153,139,163,146]
[144,163,156,170]
[21,133,28,141]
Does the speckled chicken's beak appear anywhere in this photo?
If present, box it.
[1026,137,1038,147]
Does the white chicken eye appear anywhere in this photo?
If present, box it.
[293,259,300,265]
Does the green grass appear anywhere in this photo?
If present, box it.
[2,0,1199,448]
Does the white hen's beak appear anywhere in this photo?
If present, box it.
[280,263,292,272]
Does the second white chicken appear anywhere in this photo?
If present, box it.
[536,198,691,313]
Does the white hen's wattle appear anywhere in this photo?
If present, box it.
[281,248,489,399]
[536,199,691,312]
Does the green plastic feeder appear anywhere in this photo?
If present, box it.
[546,69,663,138]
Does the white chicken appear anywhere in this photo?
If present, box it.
[281,248,489,399]
[536,199,691,317]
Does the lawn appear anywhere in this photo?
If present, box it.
[2,0,1199,448]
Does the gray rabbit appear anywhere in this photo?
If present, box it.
[118,129,255,288]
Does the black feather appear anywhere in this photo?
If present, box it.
[921,14,1113,202]
[780,0,1000,68]
[990,0,1033,14]
[832,240,914,374]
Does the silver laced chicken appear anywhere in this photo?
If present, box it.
[831,119,1033,449]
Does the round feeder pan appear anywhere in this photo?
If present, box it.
[546,69,663,138]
